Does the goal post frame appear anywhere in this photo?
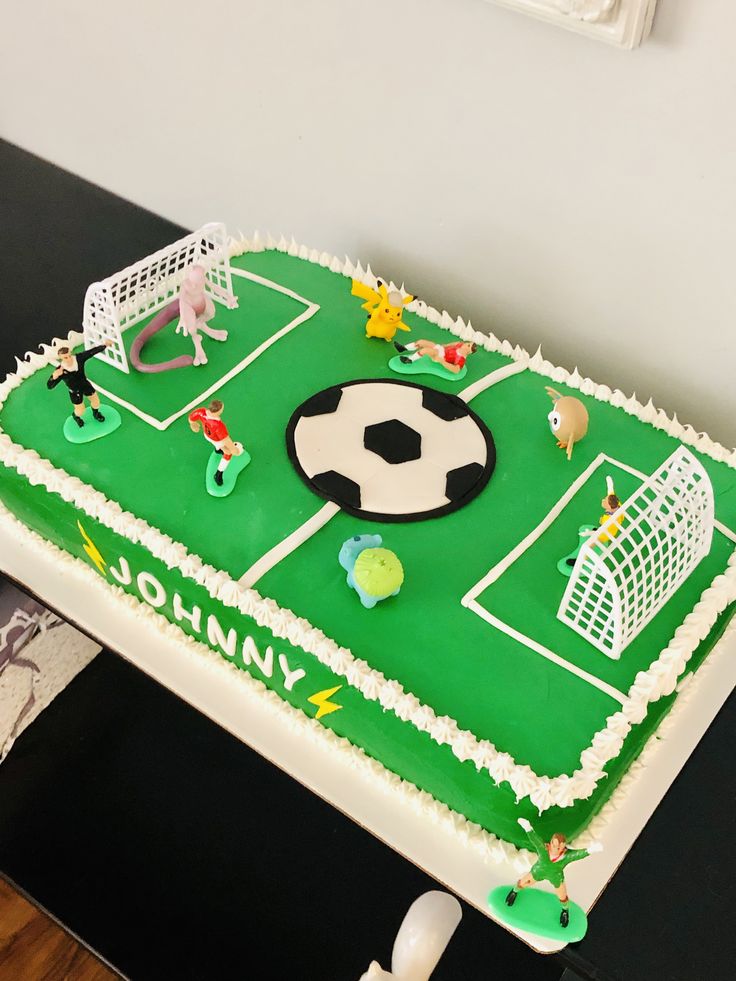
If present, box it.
[558,446,715,660]
[82,222,236,374]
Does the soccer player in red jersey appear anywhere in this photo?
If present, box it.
[394,338,477,374]
[188,399,243,486]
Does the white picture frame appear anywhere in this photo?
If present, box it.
[483,0,658,48]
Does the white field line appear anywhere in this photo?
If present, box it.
[463,454,609,605]
[93,268,320,432]
[466,599,627,704]
[89,389,170,430]
[239,501,341,588]
[462,451,736,704]
[457,359,528,402]
[237,353,529,588]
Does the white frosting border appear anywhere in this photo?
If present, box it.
[1,233,735,817]
[0,498,532,872]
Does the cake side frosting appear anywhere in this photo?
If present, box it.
[0,497,533,871]
[1,236,735,852]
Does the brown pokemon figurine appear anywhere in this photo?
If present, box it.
[545,387,589,461]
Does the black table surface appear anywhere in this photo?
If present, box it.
[1,139,734,981]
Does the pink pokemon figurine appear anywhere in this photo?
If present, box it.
[177,265,229,366]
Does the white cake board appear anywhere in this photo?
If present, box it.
[1,509,734,955]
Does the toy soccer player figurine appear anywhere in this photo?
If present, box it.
[47,340,121,443]
[47,341,112,426]
[558,476,625,577]
[488,818,601,941]
[395,338,477,374]
[188,399,250,497]
[506,818,600,928]
[597,475,624,543]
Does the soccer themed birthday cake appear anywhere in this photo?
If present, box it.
[1,224,734,943]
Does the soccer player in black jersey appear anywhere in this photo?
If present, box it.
[47,340,113,428]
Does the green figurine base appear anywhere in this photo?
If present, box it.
[63,404,121,444]
[388,354,467,382]
[205,448,251,498]
[488,886,588,942]
[557,524,596,577]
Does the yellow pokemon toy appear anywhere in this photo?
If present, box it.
[351,279,414,342]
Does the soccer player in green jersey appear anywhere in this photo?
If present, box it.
[506,818,602,927]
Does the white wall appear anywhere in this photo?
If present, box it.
[2,0,734,443]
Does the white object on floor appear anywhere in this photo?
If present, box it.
[359,891,462,981]
[0,617,101,759]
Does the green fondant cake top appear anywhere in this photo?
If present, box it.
[1,243,734,849]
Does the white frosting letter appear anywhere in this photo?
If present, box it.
[278,653,306,692]
[173,593,202,634]
[136,571,166,608]
[242,635,274,677]
[109,556,132,586]
[207,614,237,658]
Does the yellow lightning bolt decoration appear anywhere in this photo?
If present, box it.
[77,520,107,576]
[308,685,343,720]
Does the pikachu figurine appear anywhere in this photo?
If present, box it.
[351,279,414,342]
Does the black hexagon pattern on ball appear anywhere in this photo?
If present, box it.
[421,387,468,422]
[298,386,343,417]
[311,471,362,509]
[364,419,422,465]
[445,462,486,502]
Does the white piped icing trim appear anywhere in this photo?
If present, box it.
[2,240,736,816]
[0,499,532,873]
[230,233,736,466]
[575,614,736,850]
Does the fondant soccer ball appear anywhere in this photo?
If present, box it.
[286,379,495,522]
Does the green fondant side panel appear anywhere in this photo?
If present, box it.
[4,250,736,789]
[0,464,533,845]
[0,462,733,846]
[2,244,735,847]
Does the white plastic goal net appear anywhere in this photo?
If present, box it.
[82,222,235,373]
[558,447,715,660]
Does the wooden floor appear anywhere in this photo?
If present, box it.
[0,878,118,981]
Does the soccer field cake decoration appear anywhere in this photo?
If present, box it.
[286,380,496,522]
[130,298,193,373]
[557,476,625,577]
[2,224,736,947]
[545,385,589,460]
[489,817,603,941]
[129,261,235,373]
[189,399,250,495]
[557,446,715,660]
[390,338,477,381]
[47,339,121,443]
[339,534,404,609]
[351,278,414,341]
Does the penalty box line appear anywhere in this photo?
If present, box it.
[462,452,736,705]
[92,268,320,432]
